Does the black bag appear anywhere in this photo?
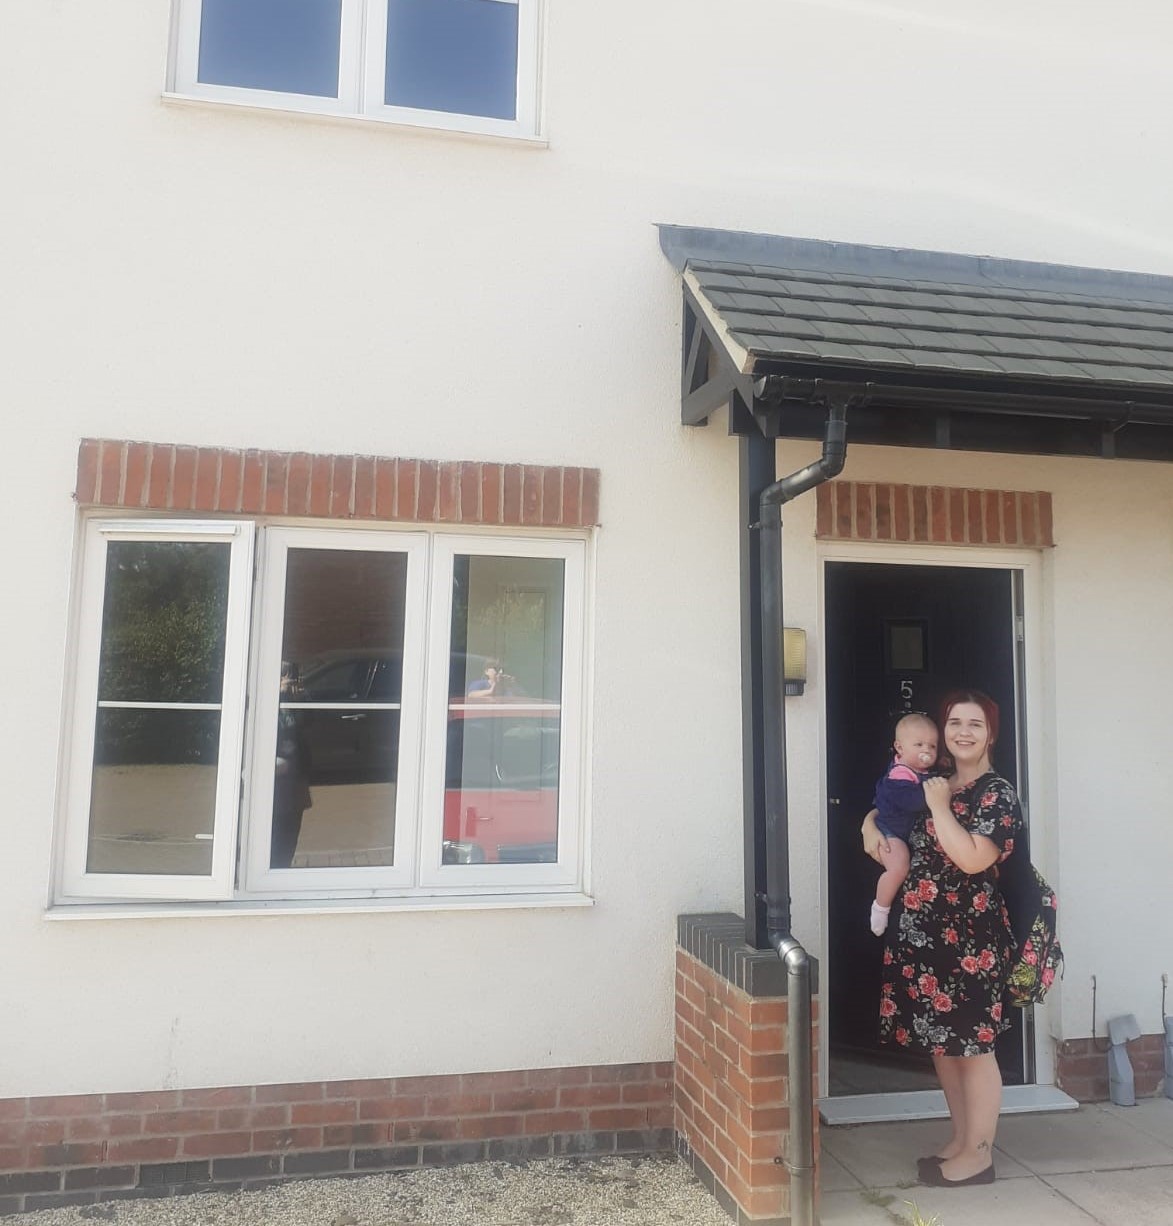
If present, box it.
[969,773,1064,1008]
[996,851,1064,1008]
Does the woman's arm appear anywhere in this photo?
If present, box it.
[861,809,889,863]
[922,777,1001,873]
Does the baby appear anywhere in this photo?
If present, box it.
[869,713,939,936]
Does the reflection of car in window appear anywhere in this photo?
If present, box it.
[287,652,402,784]
[297,651,404,704]
[287,650,492,783]
[294,649,495,705]
[442,708,561,866]
[281,649,561,866]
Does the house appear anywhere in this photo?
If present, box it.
[4,1,1173,1221]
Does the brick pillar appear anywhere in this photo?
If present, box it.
[675,914,819,1226]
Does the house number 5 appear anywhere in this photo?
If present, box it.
[900,680,913,708]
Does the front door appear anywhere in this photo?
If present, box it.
[824,560,1029,1096]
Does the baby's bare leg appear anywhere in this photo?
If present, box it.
[869,837,911,935]
[874,838,911,907]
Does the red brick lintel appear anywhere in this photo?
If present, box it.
[74,440,600,529]
[816,481,1053,547]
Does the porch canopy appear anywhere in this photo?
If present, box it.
[661,225,1173,461]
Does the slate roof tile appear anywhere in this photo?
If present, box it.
[689,257,1173,391]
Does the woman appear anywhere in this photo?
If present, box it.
[862,690,1021,1188]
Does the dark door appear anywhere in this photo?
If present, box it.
[824,561,1028,1094]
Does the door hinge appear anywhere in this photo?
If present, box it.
[1014,615,1025,642]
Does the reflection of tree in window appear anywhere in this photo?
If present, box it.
[96,542,228,765]
[451,556,565,703]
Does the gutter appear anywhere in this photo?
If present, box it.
[756,379,868,1226]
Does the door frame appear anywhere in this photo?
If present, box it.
[815,540,1054,1104]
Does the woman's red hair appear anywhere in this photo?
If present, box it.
[938,689,1000,749]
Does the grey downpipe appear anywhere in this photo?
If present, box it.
[759,395,852,1226]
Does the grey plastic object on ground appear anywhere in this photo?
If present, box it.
[1107,1013,1142,1106]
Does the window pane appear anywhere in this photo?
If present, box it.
[98,541,230,704]
[444,555,563,864]
[272,709,400,869]
[87,709,220,875]
[198,0,342,99]
[887,621,927,672]
[273,548,408,869]
[442,713,559,864]
[450,555,564,702]
[281,549,408,681]
[385,0,519,120]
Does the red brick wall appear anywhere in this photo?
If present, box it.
[0,1064,671,1215]
[75,440,601,528]
[675,949,818,1223]
[816,481,1053,547]
[1056,1034,1166,1102]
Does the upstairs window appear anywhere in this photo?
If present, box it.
[169,0,542,138]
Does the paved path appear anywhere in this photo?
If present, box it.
[822,1097,1173,1225]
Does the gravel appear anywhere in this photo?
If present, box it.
[19,1155,731,1226]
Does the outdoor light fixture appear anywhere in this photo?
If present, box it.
[783,628,808,696]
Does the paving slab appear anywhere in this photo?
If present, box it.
[819,1149,865,1192]
[821,1117,1031,1188]
[821,1118,942,1187]
[818,1187,908,1224]
[821,1176,1098,1226]
[889,1176,1100,1226]
[995,1102,1173,1174]
[1047,1165,1173,1226]
[1099,1097,1173,1147]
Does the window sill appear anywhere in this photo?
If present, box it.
[45,892,594,921]
[161,92,550,148]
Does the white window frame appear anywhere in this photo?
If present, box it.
[418,535,585,890]
[242,526,429,893]
[168,0,543,139]
[60,520,255,902]
[56,518,587,906]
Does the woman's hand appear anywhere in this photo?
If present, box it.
[922,775,953,815]
[861,810,888,863]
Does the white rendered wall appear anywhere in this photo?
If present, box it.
[3,0,1173,1094]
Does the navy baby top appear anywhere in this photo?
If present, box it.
[872,763,930,841]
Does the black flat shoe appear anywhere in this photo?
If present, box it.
[919,1162,995,1187]
[915,1155,945,1177]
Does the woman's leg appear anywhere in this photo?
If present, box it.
[938,1052,1001,1180]
[929,1053,967,1159]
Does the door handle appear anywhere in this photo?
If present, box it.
[341,714,366,722]
[828,797,841,806]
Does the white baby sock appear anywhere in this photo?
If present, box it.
[870,901,890,936]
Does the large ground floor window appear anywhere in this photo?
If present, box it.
[57,518,587,904]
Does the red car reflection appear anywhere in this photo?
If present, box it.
[441,706,561,865]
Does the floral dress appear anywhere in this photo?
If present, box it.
[879,773,1022,1056]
